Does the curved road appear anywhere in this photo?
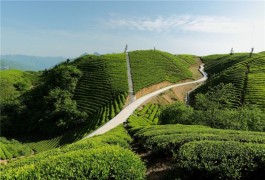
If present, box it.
[85,64,207,138]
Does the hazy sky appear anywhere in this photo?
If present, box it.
[1,0,265,57]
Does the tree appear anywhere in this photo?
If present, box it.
[47,65,82,93]
[44,88,87,130]
[159,101,194,125]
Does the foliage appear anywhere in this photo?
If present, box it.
[159,101,194,125]
[127,115,265,179]
[0,52,124,137]
[0,70,39,104]
[132,124,265,155]
[178,141,265,179]
[0,137,32,160]
[193,52,265,109]
[0,126,146,179]
[194,83,236,110]
[26,136,63,153]
[1,146,145,180]
[43,88,87,130]
[1,64,84,136]
[159,84,265,132]
[46,64,82,93]
[192,106,265,131]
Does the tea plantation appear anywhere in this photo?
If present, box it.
[129,50,195,92]
[1,50,264,179]
[127,114,265,179]
[194,52,265,109]
[0,53,128,141]
[0,126,146,179]
[0,137,32,160]
[72,53,128,129]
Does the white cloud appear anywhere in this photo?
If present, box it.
[106,15,249,34]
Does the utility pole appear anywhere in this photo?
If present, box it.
[230,48,234,55]
[249,47,254,58]
[124,44,128,53]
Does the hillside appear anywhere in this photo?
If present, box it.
[0,70,40,104]
[72,53,128,129]
[0,137,32,161]
[192,52,265,109]
[1,50,265,179]
[0,55,65,71]
[0,53,128,139]
[1,50,197,139]
[129,50,195,93]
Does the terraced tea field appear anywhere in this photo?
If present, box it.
[0,137,32,160]
[127,115,265,179]
[129,50,195,93]
[0,126,145,179]
[195,52,265,108]
[73,54,128,129]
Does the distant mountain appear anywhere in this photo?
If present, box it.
[0,55,67,71]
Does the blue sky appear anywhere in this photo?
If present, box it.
[1,1,265,57]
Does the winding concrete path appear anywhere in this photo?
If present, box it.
[85,64,207,138]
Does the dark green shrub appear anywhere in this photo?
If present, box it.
[159,101,193,125]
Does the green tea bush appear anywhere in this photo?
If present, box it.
[0,137,32,160]
[1,126,146,179]
[177,141,265,179]
[132,124,265,155]
[1,146,146,180]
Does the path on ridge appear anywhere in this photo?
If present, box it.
[126,53,135,103]
[85,64,207,138]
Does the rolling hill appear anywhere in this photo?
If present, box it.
[1,50,196,139]
[72,53,128,129]
[1,50,264,179]
[0,53,128,138]
[192,52,265,109]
